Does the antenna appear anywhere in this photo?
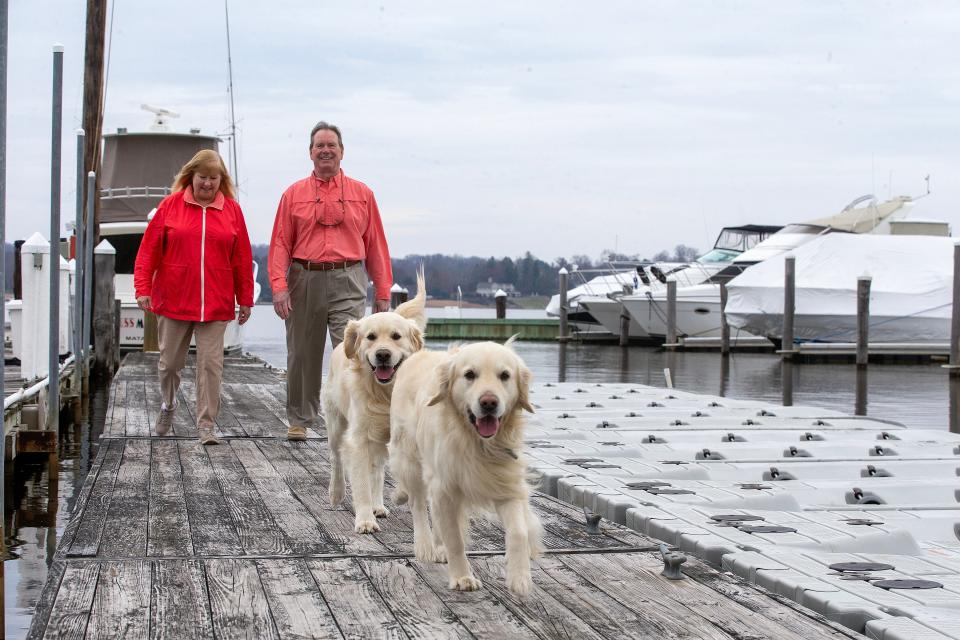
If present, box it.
[224,0,240,190]
[140,104,180,132]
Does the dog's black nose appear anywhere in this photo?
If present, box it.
[375,349,392,364]
[479,394,499,414]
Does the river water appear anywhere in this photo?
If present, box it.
[2,305,951,637]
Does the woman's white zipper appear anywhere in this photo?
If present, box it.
[200,206,207,322]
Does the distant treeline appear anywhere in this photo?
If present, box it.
[251,244,700,302]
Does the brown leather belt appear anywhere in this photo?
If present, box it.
[292,258,361,271]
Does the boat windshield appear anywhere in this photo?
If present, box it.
[713,227,779,253]
[697,248,741,263]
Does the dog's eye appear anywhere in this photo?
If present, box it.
[499,371,511,381]
[366,333,376,341]
[464,370,476,381]
[391,332,401,340]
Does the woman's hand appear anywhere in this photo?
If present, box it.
[136,296,152,312]
[238,306,252,325]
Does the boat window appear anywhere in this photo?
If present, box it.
[777,224,826,235]
[106,234,143,274]
[697,248,741,263]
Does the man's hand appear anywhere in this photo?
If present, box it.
[238,306,252,325]
[136,296,152,312]
[374,298,390,313]
[273,290,292,320]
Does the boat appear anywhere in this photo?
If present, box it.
[547,225,780,338]
[620,195,917,340]
[725,233,955,344]
[94,106,260,353]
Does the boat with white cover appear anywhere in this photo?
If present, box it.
[725,233,955,344]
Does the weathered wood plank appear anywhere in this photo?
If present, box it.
[409,561,540,639]
[559,552,832,640]
[205,559,279,640]
[177,441,245,556]
[247,383,290,428]
[85,560,150,640]
[67,441,125,557]
[467,556,607,640]
[57,438,114,559]
[124,377,150,437]
[102,375,121,437]
[99,439,151,557]
[220,383,288,437]
[205,443,291,555]
[147,440,193,557]
[151,560,215,640]
[170,385,196,438]
[229,440,337,554]
[529,493,655,549]
[306,558,404,639]
[25,561,66,640]
[256,559,342,640]
[40,563,100,640]
[359,558,473,639]
[254,440,388,556]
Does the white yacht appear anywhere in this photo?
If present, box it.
[620,195,916,341]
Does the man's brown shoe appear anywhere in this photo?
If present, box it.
[287,425,307,441]
[155,407,174,436]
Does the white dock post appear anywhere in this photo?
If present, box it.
[93,239,116,375]
[20,233,51,380]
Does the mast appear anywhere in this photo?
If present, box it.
[224,0,239,190]
[82,0,106,242]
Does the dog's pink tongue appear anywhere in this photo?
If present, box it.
[375,365,395,382]
[476,415,499,437]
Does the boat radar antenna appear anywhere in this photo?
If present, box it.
[141,104,180,132]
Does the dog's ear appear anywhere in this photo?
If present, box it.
[343,320,362,360]
[427,361,454,406]
[517,363,535,413]
[407,320,424,353]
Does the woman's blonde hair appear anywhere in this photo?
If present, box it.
[171,149,236,199]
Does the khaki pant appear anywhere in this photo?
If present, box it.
[157,316,229,429]
[285,261,367,428]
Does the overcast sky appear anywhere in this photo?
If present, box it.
[6,1,960,262]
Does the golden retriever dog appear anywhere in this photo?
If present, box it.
[389,340,543,597]
[323,270,426,534]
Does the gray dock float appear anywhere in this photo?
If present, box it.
[27,353,862,639]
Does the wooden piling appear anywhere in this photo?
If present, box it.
[93,239,116,376]
[666,279,677,349]
[619,305,630,347]
[856,275,871,367]
[495,289,506,320]
[781,254,795,360]
[558,268,570,342]
[142,310,159,352]
[113,299,121,372]
[720,282,730,356]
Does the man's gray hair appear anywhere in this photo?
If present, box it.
[309,121,343,149]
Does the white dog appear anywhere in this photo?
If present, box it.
[389,340,543,597]
[323,270,426,533]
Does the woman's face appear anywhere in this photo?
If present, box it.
[192,166,222,204]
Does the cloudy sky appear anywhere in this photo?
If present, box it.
[6,1,960,262]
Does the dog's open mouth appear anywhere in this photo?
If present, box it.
[468,410,500,438]
[370,357,403,384]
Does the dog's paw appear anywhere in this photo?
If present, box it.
[506,572,533,598]
[354,517,381,534]
[328,482,345,508]
[391,488,409,505]
[373,505,390,518]
[449,575,482,591]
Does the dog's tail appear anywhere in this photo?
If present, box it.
[395,264,427,332]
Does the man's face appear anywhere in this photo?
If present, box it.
[310,129,343,178]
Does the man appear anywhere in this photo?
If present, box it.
[269,121,392,441]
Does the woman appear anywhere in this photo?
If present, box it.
[134,149,254,445]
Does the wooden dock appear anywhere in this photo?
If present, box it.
[27,352,862,639]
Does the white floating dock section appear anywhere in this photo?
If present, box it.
[525,382,960,640]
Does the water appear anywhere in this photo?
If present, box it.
[241,305,951,430]
[2,306,951,637]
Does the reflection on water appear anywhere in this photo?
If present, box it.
[3,380,109,639]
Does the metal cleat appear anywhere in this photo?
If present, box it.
[659,544,687,580]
